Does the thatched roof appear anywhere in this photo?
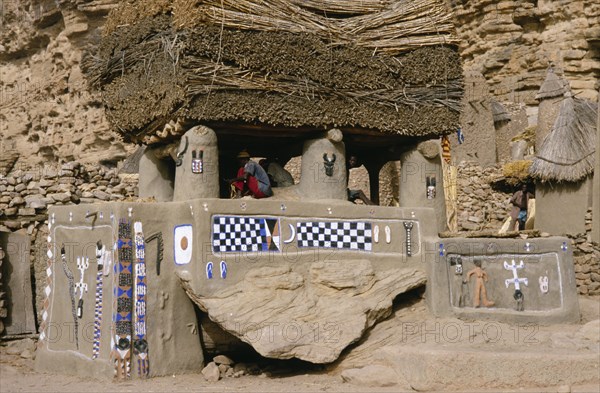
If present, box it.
[535,68,568,101]
[119,146,146,174]
[82,0,462,146]
[491,100,510,123]
[530,95,597,182]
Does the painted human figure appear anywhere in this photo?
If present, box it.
[226,150,273,199]
[465,259,495,308]
[346,155,375,205]
[509,184,534,231]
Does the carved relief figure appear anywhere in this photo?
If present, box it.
[465,259,495,308]
[323,153,336,177]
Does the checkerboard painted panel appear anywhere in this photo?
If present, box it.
[212,216,267,253]
[296,221,372,251]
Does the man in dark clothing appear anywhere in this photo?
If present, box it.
[509,184,534,231]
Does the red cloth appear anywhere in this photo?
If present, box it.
[232,167,268,199]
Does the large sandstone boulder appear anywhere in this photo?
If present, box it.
[179,260,426,363]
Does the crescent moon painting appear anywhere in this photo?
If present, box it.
[283,223,296,244]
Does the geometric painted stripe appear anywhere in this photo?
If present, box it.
[133,222,149,378]
[211,216,265,253]
[211,216,283,254]
[113,219,133,380]
[91,246,104,362]
[38,232,54,347]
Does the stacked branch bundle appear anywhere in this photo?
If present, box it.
[83,0,463,145]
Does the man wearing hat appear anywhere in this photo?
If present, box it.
[226,150,273,199]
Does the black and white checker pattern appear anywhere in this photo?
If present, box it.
[297,221,372,251]
[212,216,265,253]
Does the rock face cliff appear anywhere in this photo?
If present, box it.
[450,0,599,103]
[0,0,132,172]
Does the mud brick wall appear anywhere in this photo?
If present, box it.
[0,162,139,330]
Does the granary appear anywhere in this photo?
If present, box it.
[491,99,513,163]
[530,82,598,235]
[535,68,569,151]
[450,70,497,167]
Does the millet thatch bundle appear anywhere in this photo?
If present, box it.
[511,125,536,144]
[503,160,532,185]
[84,0,463,145]
[168,0,457,55]
[530,95,597,183]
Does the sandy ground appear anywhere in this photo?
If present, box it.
[1,296,599,393]
[2,355,398,393]
[2,351,599,393]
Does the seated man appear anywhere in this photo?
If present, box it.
[347,155,375,205]
[226,150,273,199]
[259,158,294,188]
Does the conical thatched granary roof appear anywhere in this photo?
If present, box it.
[535,68,569,101]
[119,146,146,174]
[491,100,510,123]
[530,94,597,182]
[82,0,462,148]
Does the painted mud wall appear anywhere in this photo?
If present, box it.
[428,237,580,324]
[176,200,435,300]
[35,203,203,379]
[35,199,439,372]
[535,177,593,235]
[0,231,36,335]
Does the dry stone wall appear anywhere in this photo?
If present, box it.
[0,162,138,227]
[572,210,600,296]
[456,162,512,231]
